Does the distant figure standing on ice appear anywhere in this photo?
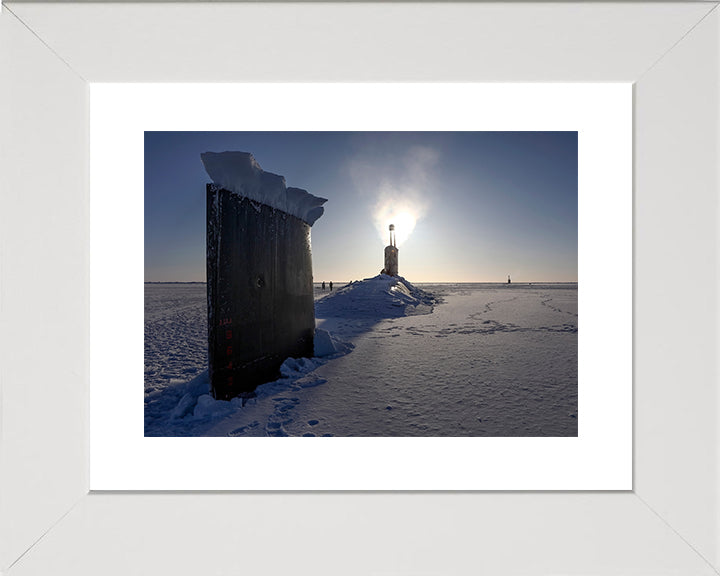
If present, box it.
[508,275,511,284]
[330,281,333,291]
[322,281,326,290]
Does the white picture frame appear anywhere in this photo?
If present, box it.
[1,2,719,574]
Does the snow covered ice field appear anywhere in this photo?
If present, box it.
[145,278,577,437]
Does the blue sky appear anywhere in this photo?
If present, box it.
[145,131,577,283]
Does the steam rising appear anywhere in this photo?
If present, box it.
[351,145,438,247]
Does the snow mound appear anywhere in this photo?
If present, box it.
[200,151,327,226]
[314,328,354,357]
[280,356,319,377]
[192,394,241,420]
[164,339,352,429]
[315,274,436,319]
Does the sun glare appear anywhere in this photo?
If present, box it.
[374,204,419,248]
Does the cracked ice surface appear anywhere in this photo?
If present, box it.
[145,278,577,437]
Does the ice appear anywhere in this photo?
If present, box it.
[313,328,353,357]
[315,274,437,320]
[192,394,235,420]
[313,329,336,357]
[145,281,577,437]
[280,356,318,377]
[200,151,327,226]
[144,283,207,395]
[170,393,196,420]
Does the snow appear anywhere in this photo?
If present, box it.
[313,328,353,357]
[200,151,327,226]
[144,283,207,395]
[315,274,437,320]
[145,279,577,437]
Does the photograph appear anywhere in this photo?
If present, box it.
[145,131,578,437]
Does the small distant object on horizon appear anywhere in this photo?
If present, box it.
[330,281,333,291]
[508,275,511,284]
[322,281,326,290]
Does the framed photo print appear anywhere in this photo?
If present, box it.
[1,2,718,574]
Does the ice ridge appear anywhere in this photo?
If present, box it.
[315,274,436,320]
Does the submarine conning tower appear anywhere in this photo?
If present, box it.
[383,223,399,277]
